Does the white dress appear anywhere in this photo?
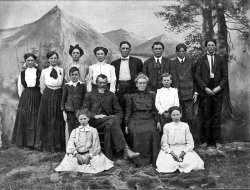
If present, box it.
[156,122,204,173]
[55,125,114,173]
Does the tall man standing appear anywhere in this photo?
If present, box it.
[82,74,140,159]
[195,39,228,149]
[171,43,198,137]
[142,41,171,92]
[111,41,143,112]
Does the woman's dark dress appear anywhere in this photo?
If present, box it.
[12,69,41,147]
[125,90,160,166]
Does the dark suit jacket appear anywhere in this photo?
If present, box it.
[82,89,123,121]
[142,57,172,92]
[111,56,143,91]
[195,54,228,97]
[171,57,197,101]
[61,83,87,112]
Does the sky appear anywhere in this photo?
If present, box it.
[0,0,185,39]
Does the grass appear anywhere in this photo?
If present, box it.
[0,143,250,189]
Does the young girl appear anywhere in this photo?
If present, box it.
[155,73,179,127]
[156,106,204,173]
[35,51,65,152]
[55,109,114,173]
[12,53,41,148]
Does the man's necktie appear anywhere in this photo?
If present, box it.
[50,68,58,79]
[208,54,214,73]
[121,58,128,61]
[181,60,184,65]
[156,59,161,69]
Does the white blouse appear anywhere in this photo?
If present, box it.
[67,125,101,158]
[87,61,116,93]
[18,67,37,97]
[155,87,179,114]
[161,122,194,153]
[40,65,64,94]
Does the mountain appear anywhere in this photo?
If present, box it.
[102,29,147,47]
[131,34,180,57]
[0,6,119,78]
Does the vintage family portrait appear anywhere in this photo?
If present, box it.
[0,0,249,189]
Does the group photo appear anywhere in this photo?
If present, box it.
[0,0,249,189]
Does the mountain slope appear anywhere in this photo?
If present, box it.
[102,29,147,47]
[0,6,119,78]
[131,34,180,57]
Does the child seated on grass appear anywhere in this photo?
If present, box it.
[55,109,114,173]
[156,106,204,173]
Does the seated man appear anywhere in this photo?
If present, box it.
[82,74,140,160]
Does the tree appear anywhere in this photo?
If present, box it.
[155,0,249,120]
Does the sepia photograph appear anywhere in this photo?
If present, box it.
[0,0,249,189]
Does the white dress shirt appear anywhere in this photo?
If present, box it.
[177,57,185,64]
[207,52,215,78]
[18,67,37,97]
[155,87,179,114]
[40,65,64,94]
[87,61,116,93]
[154,56,163,64]
[119,56,131,81]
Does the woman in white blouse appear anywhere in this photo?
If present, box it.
[156,106,204,173]
[35,51,65,152]
[87,47,116,93]
[12,53,41,148]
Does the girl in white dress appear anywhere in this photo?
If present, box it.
[55,109,114,173]
[156,106,204,173]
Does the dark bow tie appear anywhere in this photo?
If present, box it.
[50,68,58,79]
[121,57,129,61]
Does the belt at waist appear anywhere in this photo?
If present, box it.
[119,80,131,83]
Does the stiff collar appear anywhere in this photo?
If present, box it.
[154,56,162,63]
[121,56,130,61]
[177,57,185,63]
[66,81,84,86]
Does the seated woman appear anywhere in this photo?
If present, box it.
[55,109,114,173]
[87,46,116,93]
[125,73,161,166]
[156,106,204,173]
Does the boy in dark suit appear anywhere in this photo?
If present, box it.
[195,39,228,149]
[171,43,198,138]
[143,41,172,92]
[61,66,87,135]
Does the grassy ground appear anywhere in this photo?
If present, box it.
[0,142,250,189]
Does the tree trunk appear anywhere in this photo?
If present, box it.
[216,6,241,120]
[202,0,214,39]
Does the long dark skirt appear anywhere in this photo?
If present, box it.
[128,112,160,166]
[35,87,65,152]
[12,87,41,147]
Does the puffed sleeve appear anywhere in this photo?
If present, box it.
[39,69,46,94]
[150,92,160,122]
[124,94,133,126]
[66,129,78,155]
[89,128,101,158]
[174,88,180,107]
[155,89,164,114]
[17,74,24,97]
[87,66,93,92]
[161,125,172,153]
[183,123,194,153]
[109,65,116,93]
